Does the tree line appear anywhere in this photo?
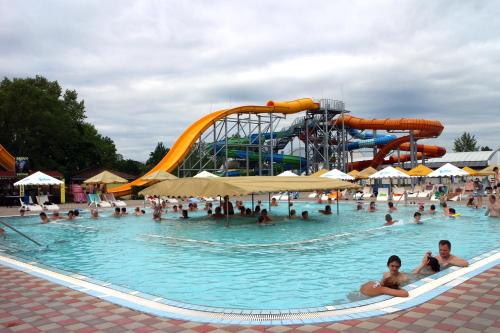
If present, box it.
[0,76,169,178]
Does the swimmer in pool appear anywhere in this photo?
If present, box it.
[360,255,409,297]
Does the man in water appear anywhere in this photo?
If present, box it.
[384,214,397,225]
[413,212,423,224]
[39,212,50,224]
[319,205,332,215]
[436,240,468,268]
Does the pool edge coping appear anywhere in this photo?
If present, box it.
[0,248,498,325]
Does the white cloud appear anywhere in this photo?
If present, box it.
[1,0,499,161]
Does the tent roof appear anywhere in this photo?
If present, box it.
[357,167,378,179]
[14,171,63,186]
[320,169,355,180]
[140,169,178,181]
[475,164,499,176]
[407,164,433,177]
[369,166,410,179]
[193,170,219,178]
[140,176,360,197]
[83,170,128,184]
[311,169,328,177]
[277,170,298,176]
[426,163,469,177]
[347,170,360,177]
[462,166,478,176]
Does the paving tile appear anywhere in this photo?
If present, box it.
[0,262,499,333]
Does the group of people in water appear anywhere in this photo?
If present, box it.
[360,240,469,298]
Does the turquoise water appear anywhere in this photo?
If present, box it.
[1,201,499,309]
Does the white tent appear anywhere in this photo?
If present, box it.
[14,171,63,186]
[426,163,469,177]
[320,168,355,180]
[277,170,298,177]
[193,170,219,178]
[369,166,410,179]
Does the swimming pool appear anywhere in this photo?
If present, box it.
[0,201,498,310]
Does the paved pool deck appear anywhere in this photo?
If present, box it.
[1,262,499,333]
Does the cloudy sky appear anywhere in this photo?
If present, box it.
[1,0,499,161]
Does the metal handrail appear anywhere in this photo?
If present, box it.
[0,219,42,247]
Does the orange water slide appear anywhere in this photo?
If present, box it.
[109,98,319,197]
[0,144,15,171]
[334,115,446,170]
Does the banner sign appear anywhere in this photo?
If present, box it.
[15,157,29,177]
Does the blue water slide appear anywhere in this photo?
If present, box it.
[347,128,396,150]
[249,132,279,144]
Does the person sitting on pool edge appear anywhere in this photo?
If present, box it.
[384,214,397,226]
[301,211,309,220]
[39,212,50,224]
[387,201,397,212]
[436,240,468,268]
[319,205,332,215]
[414,251,440,275]
[413,212,423,224]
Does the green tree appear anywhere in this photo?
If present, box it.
[0,75,120,177]
[146,142,170,169]
[115,156,146,176]
[453,132,478,152]
[480,146,492,151]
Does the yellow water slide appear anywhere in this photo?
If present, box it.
[0,144,15,171]
[109,98,319,197]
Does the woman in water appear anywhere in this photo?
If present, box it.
[414,251,441,275]
[360,255,409,297]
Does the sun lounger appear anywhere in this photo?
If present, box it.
[271,193,282,201]
[166,198,179,204]
[308,192,318,199]
[376,188,389,201]
[103,193,126,207]
[36,195,60,211]
[19,197,43,212]
[88,194,112,208]
[417,190,432,198]
[407,191,419,198]
[361,186,373,199]
[202,197,214,202]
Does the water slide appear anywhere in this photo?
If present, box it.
[109,98,319,197]
[0,144,15,171]
[335,115,445,170]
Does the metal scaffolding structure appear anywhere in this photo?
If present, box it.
[177,99,353,177]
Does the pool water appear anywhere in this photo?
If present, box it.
[1,201,499,309]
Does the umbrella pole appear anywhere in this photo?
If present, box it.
[336,189,339,214]
[268,192,271,212]
[225,198,229,227]
[288,191,291,218]
[252,193,254,212]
